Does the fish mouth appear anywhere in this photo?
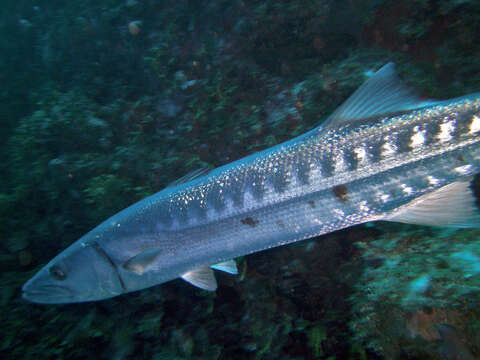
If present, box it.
[22,282,75,304]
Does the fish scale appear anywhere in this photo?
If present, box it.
[167,100,480,229]
[22,63,480,303]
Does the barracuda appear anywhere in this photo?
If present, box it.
[22,63,480,303]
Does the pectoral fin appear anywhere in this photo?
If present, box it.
[122,248,163,275]
[181,267,217,291]
[386,181,480,228]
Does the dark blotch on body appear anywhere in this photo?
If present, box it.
[242,217,259,227]
[308,200,316,208]
[333,184,349,202]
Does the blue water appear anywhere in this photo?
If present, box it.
[2,1,480,359]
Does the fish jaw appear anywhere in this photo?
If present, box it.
[22,239,126,304]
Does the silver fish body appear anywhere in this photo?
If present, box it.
[22,64,480,303]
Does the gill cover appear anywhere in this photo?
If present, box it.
[22,241,125,304]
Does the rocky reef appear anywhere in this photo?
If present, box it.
[2,0,480,359]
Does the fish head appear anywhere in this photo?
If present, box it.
[22,240,125,304]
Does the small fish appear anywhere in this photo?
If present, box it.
[22,63,480,303]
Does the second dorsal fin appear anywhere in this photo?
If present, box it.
[321,63,436,129]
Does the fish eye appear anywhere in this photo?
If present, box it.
[49,265,66,280]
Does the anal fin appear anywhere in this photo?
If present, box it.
[386,181,480,228]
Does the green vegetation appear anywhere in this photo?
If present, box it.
[350,224,480,357]
[2,0,480,359]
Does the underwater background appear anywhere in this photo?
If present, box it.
[2,0,480,359]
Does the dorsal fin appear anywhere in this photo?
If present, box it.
[167,167,211,188]
[321,63,435,129]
